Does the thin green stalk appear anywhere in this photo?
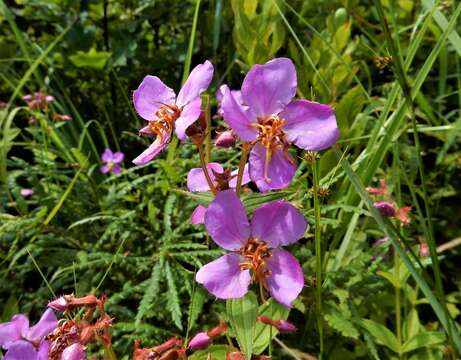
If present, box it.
[394,247,402,357]
[103,346,117,360]
[235,145,250,197]
[312,158,323,359]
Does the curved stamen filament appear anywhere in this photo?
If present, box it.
[237,239,272,283]
[147,103,181,142]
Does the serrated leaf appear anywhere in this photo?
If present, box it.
[187,287,206,333]
[226,292,258,360]
[360,319,399,353]
[253,299,290,354]
[324,301,359,340]
[165,261,183,330]
[402,332,445,353]
[135,260,163,325]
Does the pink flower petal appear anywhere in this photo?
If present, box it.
[221,85,257,142]
[187,163,223,192]
[281,100,339,151]
[26,308,57,344]
[196,254,250,299]
[228,164,250,188]
[241,58,297,119]
[133,76,176,121]
[191,205,207,225]
[176,60,214,108]
[265,249,304,308]
[4,339,38,360]
[251,200,307,247]
[132,129,171,165]
[101,148,113,163]
[175,97,202,141]
[249,144,296,192]
[0,315,28,349]
[204,190,250,251]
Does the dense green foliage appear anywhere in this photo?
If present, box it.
[1,0,461,359]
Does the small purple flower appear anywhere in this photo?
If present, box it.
[0,308,57,360]
[187,162,250,225]
[100,148,124,174]
[132,61,214,165]
[61,343,85,360]
[373,201,396,217]
[20,188,34,197]
[221,58,339,192]
[196,190,307,307]
[188,332,212,350]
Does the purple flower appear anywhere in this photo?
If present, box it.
[373,201,396,217]
[188,332,212,350]
[100,148,124,174]
[132,61,214,165]
[0,308,57,360]
[196,190,307,307]
[61,343,85,360]
[20,188,34,197]
[221,58,339,192]
[187,162,250,225]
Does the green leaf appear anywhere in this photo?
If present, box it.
[377,270,399,288]
[360,319,399,353]
[135,259,164,326]
[188,345,233,360]
[402,332,445,353]
[187,287,206,334]
[226,291,258,360]
[165,261,183,330]
[324,301,359,340]
[69,48,111,69]
[253,299,290,354]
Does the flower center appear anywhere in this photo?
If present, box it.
[107,159,114,172]
[238,238,272,282]
[250,115,293,183]
[149,103,181,142]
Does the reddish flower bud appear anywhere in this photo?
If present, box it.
[207,322,227,337]
[226,352,245,360]
[373,201,396,217]
[278,320,297,333]
[214,130,236,148]
[48,296,69,311]
[366,179,388,196]
[188,332,212,350]
[419,242,429,257]
[395,206,411,226]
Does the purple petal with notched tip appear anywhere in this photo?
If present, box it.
[251,200,307,247]
[176,61,214,108]
[249,143,296,192]
[241,58,297,119]
[196,253,250,299]
[101,148,113,163]
[281,100,339,151]
[204,190,250,251]
[133,76,176,121]
[265,249,304,308]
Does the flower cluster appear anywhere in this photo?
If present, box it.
[22,89,72,123]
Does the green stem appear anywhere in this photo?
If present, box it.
[103,346,117,360]
[394,246,402,357]
[312,158,323,359]
[235,145,250,197]
[198,145,217,195]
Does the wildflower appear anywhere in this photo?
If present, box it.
[188,332,211,350]
[214,130,237,148]
[419,242,430,257]
[221,57,339,192]
[395,206,411,226]
[22,90,55,111]
[366,179,388,196]
[61,343,85,360]
[187,162,250,224]
[373,201,396,217]
[20,188,34,197]
[196,190,307,307]
[132,61,214,165]
[53,113,73,122]
[100,148,124,174]
[0,308,57,360]
[257,316,297,333]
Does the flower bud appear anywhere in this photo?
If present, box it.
[61,343,85,360]
[48,296,69,311]
[214,130,236,148]
[373,201,396,217]
[277,320,297,333]
[419,242,429,257]
[188,332,212,350]
[20,188,34,197]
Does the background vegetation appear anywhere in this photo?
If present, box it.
[1,0,461,358]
